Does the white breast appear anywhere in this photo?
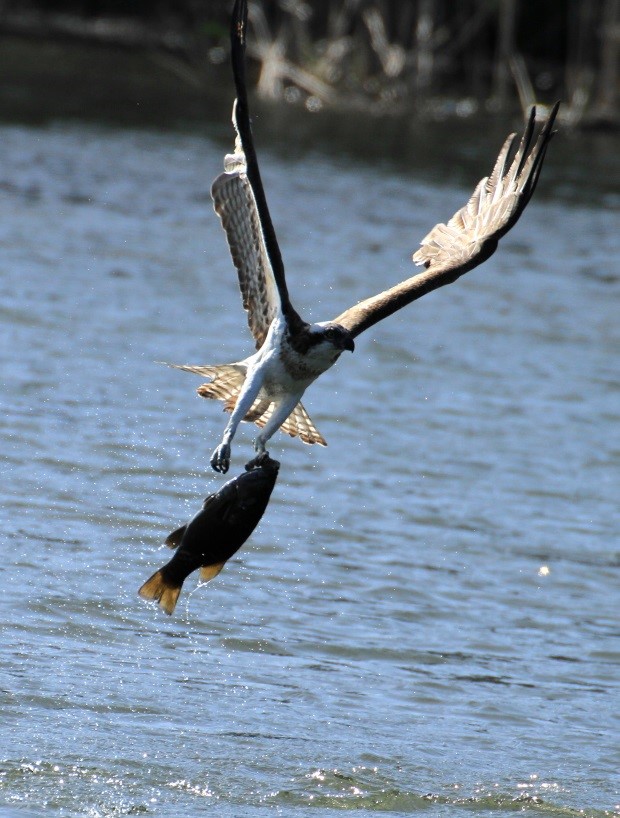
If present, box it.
[249,315,337,400]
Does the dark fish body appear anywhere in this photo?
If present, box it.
[139,454,279,614]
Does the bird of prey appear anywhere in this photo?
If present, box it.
[172,0,559,474]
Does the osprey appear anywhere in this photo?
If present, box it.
[172,0,559,474]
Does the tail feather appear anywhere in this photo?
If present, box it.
[242,397,271,422]
[167,361,327,445]
[138,570,182,616]
[167,363,246,403]
[280,402,327,446]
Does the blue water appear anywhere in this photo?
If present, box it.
[0,110,618,817]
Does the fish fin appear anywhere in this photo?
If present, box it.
[165,524,186,549]
[138,570,182,615]
[199,561,227,583]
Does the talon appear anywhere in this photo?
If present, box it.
[245,452,280,473]
[245,451,270,471]
[211,443,231,474]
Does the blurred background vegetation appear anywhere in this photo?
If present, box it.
[1,0,618,128]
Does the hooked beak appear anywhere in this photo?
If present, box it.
[343,335,355,352]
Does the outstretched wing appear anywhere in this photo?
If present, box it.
[212,0,303,349]
[211,127,281,349]
[334,103,559,338]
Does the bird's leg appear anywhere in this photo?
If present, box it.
[211,365,263,474]
[249,393,300,463]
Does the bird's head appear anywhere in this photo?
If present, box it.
[307,322,355,364]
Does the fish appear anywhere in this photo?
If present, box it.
[139,453,280,614]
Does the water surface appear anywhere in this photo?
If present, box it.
[0,109,618,817]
